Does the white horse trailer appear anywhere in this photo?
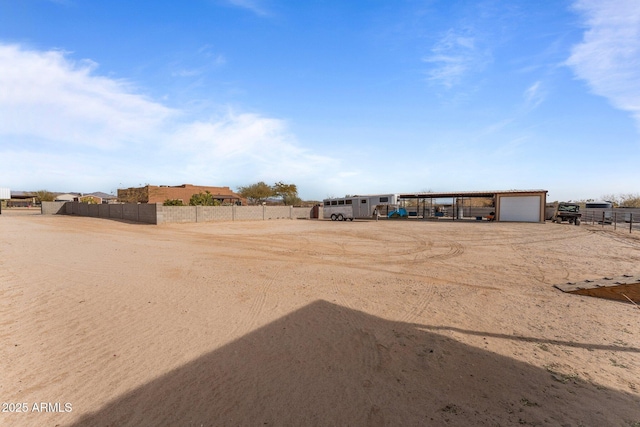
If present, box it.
[324,204,354,221]
[323,194,399,220]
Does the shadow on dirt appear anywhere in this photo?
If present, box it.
[71,300,640,426]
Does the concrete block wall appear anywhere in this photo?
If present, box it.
[195,205,233,222]
[42,201,313,224]
[122,204,139,222]
[99,204,110,218]
[235,206,265,221]
[264,206,290,220]
[157,206,197,224]
[77,203,89,216]
[292,207,313,219]
[63,202,156,223]
[138,204,157,224]
[41,201,67,214]
[215,206,234,221]
[88,204,100,217]
[109,204,123,219]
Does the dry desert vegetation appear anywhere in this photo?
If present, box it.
[1,210,639,426]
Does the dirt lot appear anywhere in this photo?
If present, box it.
[1,211,639,426]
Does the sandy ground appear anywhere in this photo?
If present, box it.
[1,210,639,426]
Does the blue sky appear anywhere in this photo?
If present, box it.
[1,0,639,201]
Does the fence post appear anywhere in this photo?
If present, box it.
[614,212,617,230]
[631,213,633,234]
[602,211,605,228]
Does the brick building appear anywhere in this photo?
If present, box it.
[117,184,245,205]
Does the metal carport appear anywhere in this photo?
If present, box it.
[398,190,548,223]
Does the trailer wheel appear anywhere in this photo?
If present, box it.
[330,214,337,221]
[575,219,581,226]
[337,214,344,221]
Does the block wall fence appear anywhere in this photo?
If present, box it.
[41,202,318,224]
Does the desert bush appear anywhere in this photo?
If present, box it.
[32,190,55,202]
[189,191,220,206]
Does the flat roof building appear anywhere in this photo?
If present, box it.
[117,184,246,205]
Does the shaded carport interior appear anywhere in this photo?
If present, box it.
[398,190,548,223]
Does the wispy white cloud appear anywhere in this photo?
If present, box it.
[170,46,226,78]
[423,28,491,88]
[0,44,175,149]
[172,68,204,78]
[523,80,545,110]
[491,135,529,158]
[166,111,334,182]
[213,54,226,66]
[0,44,334,193]
[225,0,270,16]
[197,44,227,66]
[566,0,640,127]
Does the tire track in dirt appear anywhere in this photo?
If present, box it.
[353,327,385,372]
[297,229,432,264]
[158,223,497,291]
[216,248,500,291]
[507,241,554,285]
[590,229,640,250]
[328,277,365,333]
[427,241,465,261]
[229,265,283,337]
[456,224,578,248]
[326,280,388,373]
[501,225,582,284]
[320,234,468,325]
[390,240,464,324]
[165,222,468,267]
[312,234,463,267]
[0,237,31,341]
[396,286,440,324]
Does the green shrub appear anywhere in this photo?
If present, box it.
[189,191,220,206]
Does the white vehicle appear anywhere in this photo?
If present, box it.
[323,194,399,220]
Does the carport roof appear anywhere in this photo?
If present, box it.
[398,189,548,199]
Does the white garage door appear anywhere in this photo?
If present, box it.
[499,196,541,222]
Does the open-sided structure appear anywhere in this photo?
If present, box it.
[398,190,548,223]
